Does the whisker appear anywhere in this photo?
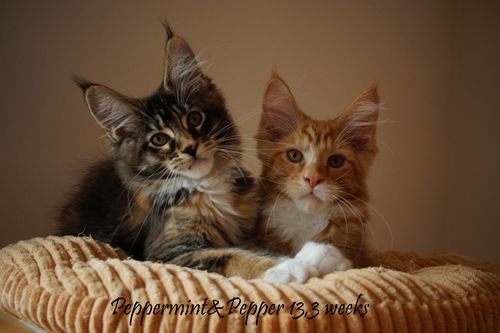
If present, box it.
[336,189,394,250]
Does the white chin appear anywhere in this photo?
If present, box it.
[293,195,326,214]
[183,157,214,179]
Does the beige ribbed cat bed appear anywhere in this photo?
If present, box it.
[0,236,499,332]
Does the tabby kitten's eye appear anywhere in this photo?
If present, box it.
[150,133,170,147]
[286,149,303,163]
[328,154,346,168]
[187,111,203,127]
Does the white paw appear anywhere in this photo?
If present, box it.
[263,258,318,284]
[295,242,353,275]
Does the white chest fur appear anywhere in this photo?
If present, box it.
[262,200,330,253]
[184,168,243,218]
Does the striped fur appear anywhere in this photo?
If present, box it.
[59,25,281,279]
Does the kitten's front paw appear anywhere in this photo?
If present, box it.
[295,242,353,274]
[263,259,318,284]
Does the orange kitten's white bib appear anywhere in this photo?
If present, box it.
[263,200,354,283]
[263,200,331,253]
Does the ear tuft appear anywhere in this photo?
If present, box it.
[336,84,380,150]
[161,29,206,98]
[271,66,280,79]
[72,75,93,93]
[79,83,141,142]
[258,73,304,141]
[356,82,379,105]
[161,21,174,40]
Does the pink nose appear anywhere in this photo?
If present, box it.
[304,176,323,188]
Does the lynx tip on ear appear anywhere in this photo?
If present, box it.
[271,66,280,78]
[71,75,93,92]
[369,81,379,91]
[365,81,380,103]
[161,21,174,40]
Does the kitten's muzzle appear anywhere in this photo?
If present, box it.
[304,175,324,189]
[182,143,198,157]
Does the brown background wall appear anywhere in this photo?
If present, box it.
[0,0,498,262]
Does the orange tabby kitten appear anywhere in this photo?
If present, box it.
[257,71,379,283]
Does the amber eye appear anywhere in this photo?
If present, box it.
[328,154,346,168]
[150,133,170,147]
[286,149,303,163]
[187,111,203,127]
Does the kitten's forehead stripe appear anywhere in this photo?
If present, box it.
[148,118,165,131]
[155,114,165,128]
[299,123,337,153]
[171,104,185,115]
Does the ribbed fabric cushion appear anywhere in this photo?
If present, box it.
[0,236,498,332]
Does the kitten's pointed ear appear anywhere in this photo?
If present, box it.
[337,83,380,150]
[161,23,205,92]
[259,71,305,141]
[73,76,141,142]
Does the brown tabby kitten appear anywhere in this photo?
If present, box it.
[256,71,379,283]
[58,25,281,279]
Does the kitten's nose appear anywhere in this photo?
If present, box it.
[182,143,198,157]
[304,176,323,188]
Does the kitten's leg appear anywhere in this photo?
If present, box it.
[263,242,352,283]
[314,218,372,267]
[147,243,283,279]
